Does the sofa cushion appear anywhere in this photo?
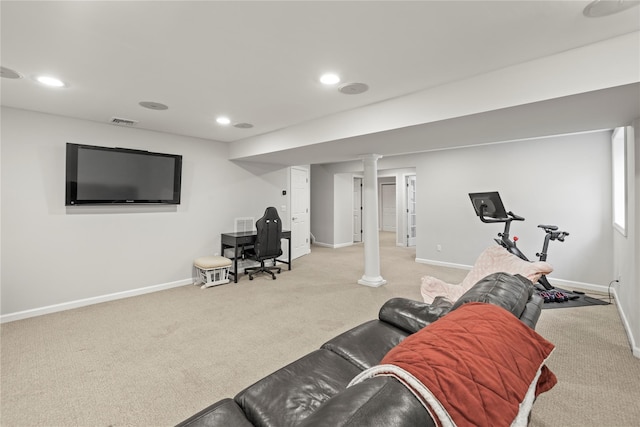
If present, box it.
[234,349,362,427]
[321,320,408,370]
[450,272,534,319]
[297,377,436,427]
[176,398,253,427]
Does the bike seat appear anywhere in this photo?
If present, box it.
[538,224,558,231]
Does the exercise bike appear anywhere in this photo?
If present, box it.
[468,191,569,292]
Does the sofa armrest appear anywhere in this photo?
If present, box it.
[448,272,544,329]
[378,298,450,334]
[520,294,544,329]
[450,272,533,318]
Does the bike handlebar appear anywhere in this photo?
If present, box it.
[479,205,525,223]
[508,211,525,221]
[553,231,570,242]
[537,224,569,241]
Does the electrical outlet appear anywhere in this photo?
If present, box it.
[436,244,442,252]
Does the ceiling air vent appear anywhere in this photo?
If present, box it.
[234,122,254,129]
[109,117,138,126]
[0,66,22,79]
[339,82,369,95]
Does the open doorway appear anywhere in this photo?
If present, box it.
[380,182,396,232]
[406,174,416,246]
[291,166,310,258]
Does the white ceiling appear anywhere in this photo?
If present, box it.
[2,1,639,165]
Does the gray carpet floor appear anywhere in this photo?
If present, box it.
[1,232,638,426]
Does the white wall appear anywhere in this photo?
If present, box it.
[612,120,639,357]
[1,107,289,319]
[415,131,613,288]
[311,132,614,288]
[313,132,615,288]
[313,129,639,356]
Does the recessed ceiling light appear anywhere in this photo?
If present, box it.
[35,75,66,88]
[320,73,341,85]
[216,116,231,125]
[583,0,640,17]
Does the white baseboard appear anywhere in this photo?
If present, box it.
[313,241,354,249]
[415,257,472,271]
[415,258,610,293]
[417,257,638,357]
[546,277,610,294]
[611,287,640,359]
[312,241,333,248]
[0,278,192,324]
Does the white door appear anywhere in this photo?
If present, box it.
[291,166,310,259]
[406,175,416,246]
[381,183,396,232]
[353,177,363,242]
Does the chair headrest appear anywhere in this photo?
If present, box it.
[263,207,280,220]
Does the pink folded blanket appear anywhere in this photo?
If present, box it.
[421,246,553,304]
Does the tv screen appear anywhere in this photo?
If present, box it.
[65,143,182,205]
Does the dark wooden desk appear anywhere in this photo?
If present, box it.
[221,230,292,283]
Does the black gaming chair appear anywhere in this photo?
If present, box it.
[244,207,283,280]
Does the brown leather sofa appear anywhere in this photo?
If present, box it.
[177,272,545,427]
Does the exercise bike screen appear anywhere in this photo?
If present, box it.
[469,192,508,219]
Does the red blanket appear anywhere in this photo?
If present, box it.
[349,302,556,427]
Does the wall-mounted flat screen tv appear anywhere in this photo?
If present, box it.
[65,143,182,206]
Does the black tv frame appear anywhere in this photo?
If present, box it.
[65,143,182,206]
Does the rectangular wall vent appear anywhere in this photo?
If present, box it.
[235,217,255,233]
[109,117,138,126]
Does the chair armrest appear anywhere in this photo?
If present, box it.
[378,298,451,334]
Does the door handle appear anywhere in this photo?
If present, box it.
[292,217,297,221]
